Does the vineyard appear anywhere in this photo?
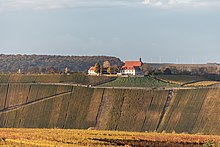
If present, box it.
[155,75,208,85]
[0,128,219,146]
[96,89,168,132]
[0,84,169,131]
[0,74,115,86]
[100,76,179,87]
[0,83,220,135]
[158,88,220,134]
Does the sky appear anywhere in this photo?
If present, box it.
[0,0,220,63]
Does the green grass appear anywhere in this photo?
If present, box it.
[100,76,179,87]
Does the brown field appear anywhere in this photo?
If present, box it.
[0,128,220,146]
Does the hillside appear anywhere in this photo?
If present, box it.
[0,73,116,86]
[0,54,123,73]
[0,83,220,135]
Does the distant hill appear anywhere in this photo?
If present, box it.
[0,54,123,73]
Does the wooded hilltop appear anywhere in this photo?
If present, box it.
[0,54,123,73]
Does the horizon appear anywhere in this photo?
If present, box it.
[1,0,220,64]
[0,53,219,64]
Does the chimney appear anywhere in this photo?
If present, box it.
[139,58,142,62]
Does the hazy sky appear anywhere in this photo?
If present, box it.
[0,0,220,63]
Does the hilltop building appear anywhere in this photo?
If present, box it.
[88,66,98,75]
[120,59,143,76]
[88,58,144,76]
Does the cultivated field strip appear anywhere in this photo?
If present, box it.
[1,128,220,146]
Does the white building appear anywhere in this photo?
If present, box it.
[88,67,98,75]
[120,60,143,76]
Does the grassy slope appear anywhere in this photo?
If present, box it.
[0,129,220,146]
[100,76,179,87]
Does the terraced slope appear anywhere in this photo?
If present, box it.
[0,84,169,131]
[0,84,220,135]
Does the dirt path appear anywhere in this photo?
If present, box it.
[0,91,73,114]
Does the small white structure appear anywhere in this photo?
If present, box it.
[88,67,98,75]
[120,66,143,76]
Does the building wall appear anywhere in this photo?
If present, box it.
[120,69,143,76]
[88,70,98,75]
[121,70,136,75]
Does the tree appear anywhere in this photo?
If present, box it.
[47,66,57,74]
[163,68,172,75]
[107,67,113,74]
[141,64,152,75]
[94,62,101,74]
[103,61,110,68]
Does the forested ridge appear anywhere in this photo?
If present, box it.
[0,54,123,73]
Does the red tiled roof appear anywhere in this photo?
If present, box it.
[89,67,95,70]
[124,61,142,67]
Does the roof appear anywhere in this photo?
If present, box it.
[122,66,135,70]
[124,61,143,67]
[89,67,95,71]
[122,66,142,70]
